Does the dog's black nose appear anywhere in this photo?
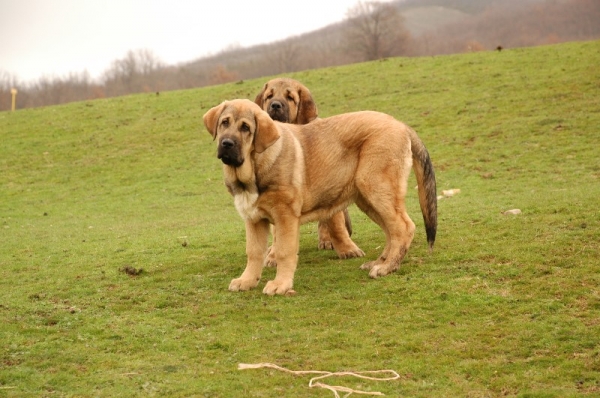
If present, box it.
[221,138,234,148]
[270,101,282,111]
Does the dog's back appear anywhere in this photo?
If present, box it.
[279,111,436,248]
[273,112,411,219]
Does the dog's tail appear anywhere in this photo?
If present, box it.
[408,127,437,251]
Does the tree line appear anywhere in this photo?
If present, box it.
[1,0,598,112]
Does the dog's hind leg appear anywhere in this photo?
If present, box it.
[356,196,415,278]
[229,218,270,291]
[355,157,415,278]
[370,208,415,278]
[355,196,390,270]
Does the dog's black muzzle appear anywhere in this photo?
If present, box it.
[218,138,244,167]
[267,100,289,123]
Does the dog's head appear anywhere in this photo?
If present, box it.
[254,78,317,125]
[203,99,280,168]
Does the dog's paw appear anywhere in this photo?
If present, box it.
[318,240,334,250]
[367,264,398,279]
[338,247,365,259]
[359,260,377,271]
[265,258,277,267]
[229,276,260,292]
[333,240,365,259]
[265,249,277,267]
[263,279,294,296]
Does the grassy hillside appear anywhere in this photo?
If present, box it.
[1,40,599,397]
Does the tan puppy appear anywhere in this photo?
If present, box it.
[203,99,437,295]
[254,77,317,124]
[254,78,357,256]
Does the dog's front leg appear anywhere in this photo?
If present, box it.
[264,225,277,267]
[326,211,365,259]
[229,218,270,292]
[263,215,299,295]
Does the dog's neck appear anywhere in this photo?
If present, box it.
[222,140,285,222]
[224,160,257,196]
[223,161,263,221]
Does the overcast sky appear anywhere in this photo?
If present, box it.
[0,0,390,84]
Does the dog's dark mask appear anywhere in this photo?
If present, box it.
[217,137,244,167]
[266,100,290,123]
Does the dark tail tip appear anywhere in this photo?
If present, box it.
[427,226,436,253]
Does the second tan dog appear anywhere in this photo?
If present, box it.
[203,99,437,295]
[254,78,358,257]
[254,77,318,125]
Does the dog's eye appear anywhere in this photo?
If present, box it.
[287,95,296,103]
[266,94,273,100]
[221,118,229,127]
[240,123,250,133]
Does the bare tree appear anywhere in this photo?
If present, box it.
[209,65,239,85]
[266,39,302,74]
[102,49,164,95]
[344,1,411,61]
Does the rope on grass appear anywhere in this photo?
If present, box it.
[238,362,400,398]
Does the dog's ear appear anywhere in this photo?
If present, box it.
[203,102,227,139]
[254,109,280,153]
[254,84,267,109]
[297,87,318,124]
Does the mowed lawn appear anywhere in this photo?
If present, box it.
[1,40,599,397]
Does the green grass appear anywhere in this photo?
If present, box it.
[1,40,599,397]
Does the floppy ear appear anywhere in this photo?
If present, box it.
[297,87,318,124]
[254,109,281,153]
[203,102,227,139]
[253,84,267,109]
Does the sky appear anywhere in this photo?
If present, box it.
[0,0,388,84]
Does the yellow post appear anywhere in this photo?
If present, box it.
[11,88,17,112]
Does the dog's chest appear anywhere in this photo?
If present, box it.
[234,190,260,220]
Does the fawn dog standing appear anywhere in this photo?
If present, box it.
[254,78,360,261]
[204,99,437,295]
